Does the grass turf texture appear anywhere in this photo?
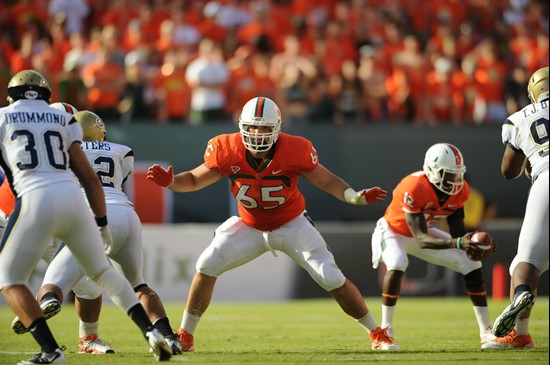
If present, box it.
[0,297,548,364]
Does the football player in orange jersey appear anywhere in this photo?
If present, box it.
[370,143,496,349]
[147,96,398,351]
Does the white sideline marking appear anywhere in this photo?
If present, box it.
[0,351,37,354]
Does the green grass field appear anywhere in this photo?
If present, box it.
[0,297,548,364]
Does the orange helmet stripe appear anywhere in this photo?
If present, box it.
[254,97,265,118]
[448,144,462,165]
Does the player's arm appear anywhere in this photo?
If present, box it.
[147,163,224,192]
[501,144,526,179]
[300,164,352,202]
[301,164,386,204]
[405,212,457,249]
[524,159,532,180]
[68,142,106,218]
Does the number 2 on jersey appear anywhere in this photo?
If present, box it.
[92,156,115,187]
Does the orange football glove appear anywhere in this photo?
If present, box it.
[344,187,387,205]
[360,187,387,204]
[146,164,174,187]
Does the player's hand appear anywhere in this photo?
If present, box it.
[99,225,114,255]
[146,164,174,187]
[458,232,495,261]
[344,187,387,205]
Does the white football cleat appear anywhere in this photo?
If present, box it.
[17,347,66,364]
[493,291,535,337]
[79,334,115,354]
[146,328,172,361]
[480,327,496,348]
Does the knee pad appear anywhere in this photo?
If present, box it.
[196,245,222,277]
[72,277,102,300]
[383,251,409,272]
[318,266,346,292]
[464,268,485,289]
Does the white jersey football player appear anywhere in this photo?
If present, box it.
[9,101,115,355]
[483,67,549,349]
[36,110,183,355]
[0,70,171,364]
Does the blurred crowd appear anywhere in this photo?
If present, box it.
[0,0,548,126]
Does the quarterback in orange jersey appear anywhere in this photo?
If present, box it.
[370,143,496,349]
[147,96,399,352]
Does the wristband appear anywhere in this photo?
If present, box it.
[456,237,462,250]
[344,188,358,204]
[95,216,108,227]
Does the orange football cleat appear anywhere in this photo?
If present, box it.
[177,328,195,352]
[369,326,400,350]
[481,330,534,349]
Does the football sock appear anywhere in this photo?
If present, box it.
[153,317,174,337]
[513,284,532,296]
[473,306,491,333]
[128,303,154,336]
[29,317,59,353]
[181,310,201,335]
[515,317,530,335]
[40,291,60,303]
[355,311,378,333]
[381,304,396,331]
[79,320,99,338]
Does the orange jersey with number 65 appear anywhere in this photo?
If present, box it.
[204,132,319,231]
[384,171,470,237]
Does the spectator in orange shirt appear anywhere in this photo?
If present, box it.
[423,57,459,125]
[450,59,478,124]
[226,45,275,120]
[81,47,125,121]
[237,2,278,52]
[357,45,389,123]
[152,49,191,123]
[466,39,508,124]
[5,0,49,42]
[315,20,358,78]
[197,2,228,44]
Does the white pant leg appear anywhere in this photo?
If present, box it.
[107,204,145,287]
[196,216,268,277]
[372,218,410,271]
[372,218,481,275]
[42,245,86,298]
[0,192,55,288]
[276,213,346,291]
[41,184,137,311]
[511,170,549,275]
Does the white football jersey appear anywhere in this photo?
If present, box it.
[81,141,134,207]
[0,100,81,196]
[502,98,549,181]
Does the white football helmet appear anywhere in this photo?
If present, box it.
[49,102,78,115]
[423,143,466,195]
[239,97,282,152]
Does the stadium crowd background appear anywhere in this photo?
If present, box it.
[0,0,548,126]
